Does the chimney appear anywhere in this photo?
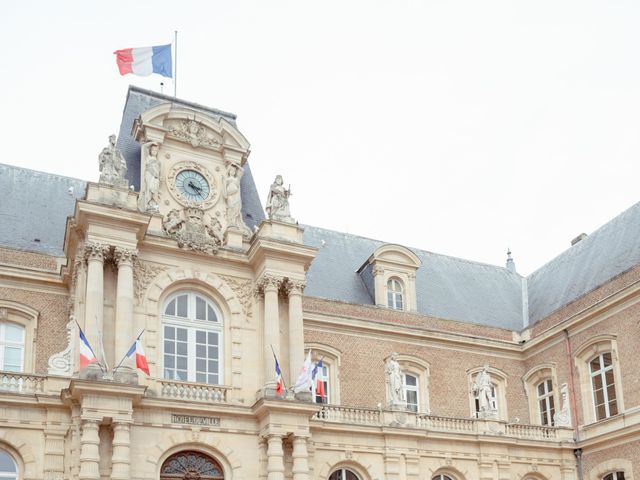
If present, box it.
[571,233,588,246]
[506,249,516,273]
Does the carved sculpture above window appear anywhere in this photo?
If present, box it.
[160,451,224,479]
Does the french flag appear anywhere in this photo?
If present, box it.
[114,44,172,78]
[126,339,151,375]
[79,327,97,369]
[312,359,325,399]
[273,351,284,396]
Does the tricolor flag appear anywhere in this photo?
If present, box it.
[125,339,150,375]
[114,44,173,78]
[273,351,284,396]
[79,327,98,369]
[311,359,325,400]
[293,350,313,393]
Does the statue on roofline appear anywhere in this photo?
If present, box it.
[266,174,295,224]
[98,134,128,188]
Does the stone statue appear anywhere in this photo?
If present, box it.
[385,352,405,407]
[266,174,294,223]
[140,142,161,213]
[473,365,496,418]
[98,134,128,188]
[553,383,572,427]
[162,209,184,236]
[223,164,250,235]
[206,216,224,245]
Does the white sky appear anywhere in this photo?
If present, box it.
[2,1,640,275]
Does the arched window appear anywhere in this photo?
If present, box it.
[329,469,360,480]
[160,450,224,479]
[603,473,625,480]
[536,379,555,426]
[0,322,25,372]
[403,373,419,412]
[433,475,454,480]
[387,278,404,310]
[0,449,18,480]
[162,292,223,384]
[590,352,618,420]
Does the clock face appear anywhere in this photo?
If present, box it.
[175,170,210,203]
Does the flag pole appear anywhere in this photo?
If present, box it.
[174,30,178,97]
[74,318,104,373]
[113,329,145,373]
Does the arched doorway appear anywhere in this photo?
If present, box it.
[160,451,224,479]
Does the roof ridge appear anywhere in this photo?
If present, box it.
[0,162,87,184]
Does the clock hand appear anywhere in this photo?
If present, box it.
[188,181,202,194]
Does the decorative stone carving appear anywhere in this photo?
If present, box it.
[98,134,128,188]
[385,352,406,408]
[83,242,111,263]
[255,274,284,296]
[139,142,161,213]
[47,316,76,377]
[473,365,498,419]
[168,119,220,148]
[219,274,253,318]
[162,207,221,255]
[67,248,85,314]
[285,279,306,296]
[266,175,295,223]
[553,383,572,427]
[133,260,168,305]
[113,247,138,267]
[372,265,385,277]
[223,163,251,236]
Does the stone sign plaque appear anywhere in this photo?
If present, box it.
[171,414,221,427]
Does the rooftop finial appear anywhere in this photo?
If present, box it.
[506,248,516,273]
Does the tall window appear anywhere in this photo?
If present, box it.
[314,364,330,404]
[387,278,404,310]
[0,449,18,480]
[0,322,24,372]
[163,292,223,384]
[590,352,618,420]
[329,469,359,480]
[604,473,625,480]
[537,379,555,426]
[403,373,419,412]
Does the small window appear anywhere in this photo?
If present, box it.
[387,278,404,310]
[537,379,555,426]
[329,469,359,480]
[0,449,18,480]
[403,373,419,412]
[590,352,618,420]
[604,473,625,480]
[0,322,25,372]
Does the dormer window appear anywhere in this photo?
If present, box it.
[387,278,404,310]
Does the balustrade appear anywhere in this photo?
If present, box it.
[0,371,44,394]
[159,380,229,403]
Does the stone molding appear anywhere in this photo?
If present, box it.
[47,316,76,377]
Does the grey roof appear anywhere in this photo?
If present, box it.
[0,163,86,255]
[303,226,525,330]
[527,201,640,324]
[117,86,265,231]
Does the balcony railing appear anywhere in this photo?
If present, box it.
[159,379,230,403]
[0,371,44,394]
[313,405,572,442]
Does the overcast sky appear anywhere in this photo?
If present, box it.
[2,1,640,275]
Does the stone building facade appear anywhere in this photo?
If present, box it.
[0,86,638,480]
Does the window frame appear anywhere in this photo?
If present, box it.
[394,355,430,414]
[307,343,342,405]
[536,378,556,426]
[522,364,559,426]
[0,448,18,480]
[328,468,361,480]
[386,277,405,311]
[403,372,419,413]
[590,352,618,421]
[0,302,38,374]
[161,291,224,385]
[467,366,508,420]
[0,323,25,372]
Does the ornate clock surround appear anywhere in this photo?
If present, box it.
[167,161,219,209]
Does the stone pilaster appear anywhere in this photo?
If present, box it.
[287,280,306,387]
[266,434,285,480]
[291,435,310,480]
[111,422,131,480]
[113,247,137,372]
[372,265,386,306]
[83,242,110,359]
[257,275,283,391]
[78,419,100,480]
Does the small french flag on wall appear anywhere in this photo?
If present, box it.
[79,327,97,369]
[126,338,151,375]
[114,44,172,78]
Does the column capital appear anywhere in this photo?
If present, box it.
[372,265,385,277]
[285,279,306,296]
[113,247,138,267]
[256,274,285,296]
[84,242,111,262]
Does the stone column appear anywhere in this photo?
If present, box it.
[287,280,306,386]
[114,248,137,370]
[266,434,285,480]
[260,275,281,389]
[111,422,131,480]
[291,435,310,480]
[78,419,100,480]
[84,242,110,357]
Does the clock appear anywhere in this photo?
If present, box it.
[166,161,219,209]
[175,169,210,203]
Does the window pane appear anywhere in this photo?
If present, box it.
[208,332,218,343]
[164,326,174,339]
[405,375,417,386]
[609,400,618,416]
[397,296,403,310]
[177,295,188,317]
[387,292,394,306]
[164,299,176,316]
[176,328,187,341]
[605,370,615,386]
[208,346,218,358]
[594,388,605,405]
[165,341,175,354]
[546,379,553,391]
[593,374,603,390]
[208,373,219,384]
[196,330,206,344]
[176,370,188,381]
[4,347,22,366]
[177,357,187,370]
[196,359,206,372]
[165,356,175,368]
[4,324,23,342]
[602,352,612,367]
[0,450,17,472]
[590,356,601,372]
[537,382,545,396]
[208,360,218,373]
[196,297,206,320]
[176,342,188,355]
[596,403,607,420]
[208,305,217,322]
[196,372,206,383]
[196,344,206,357]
